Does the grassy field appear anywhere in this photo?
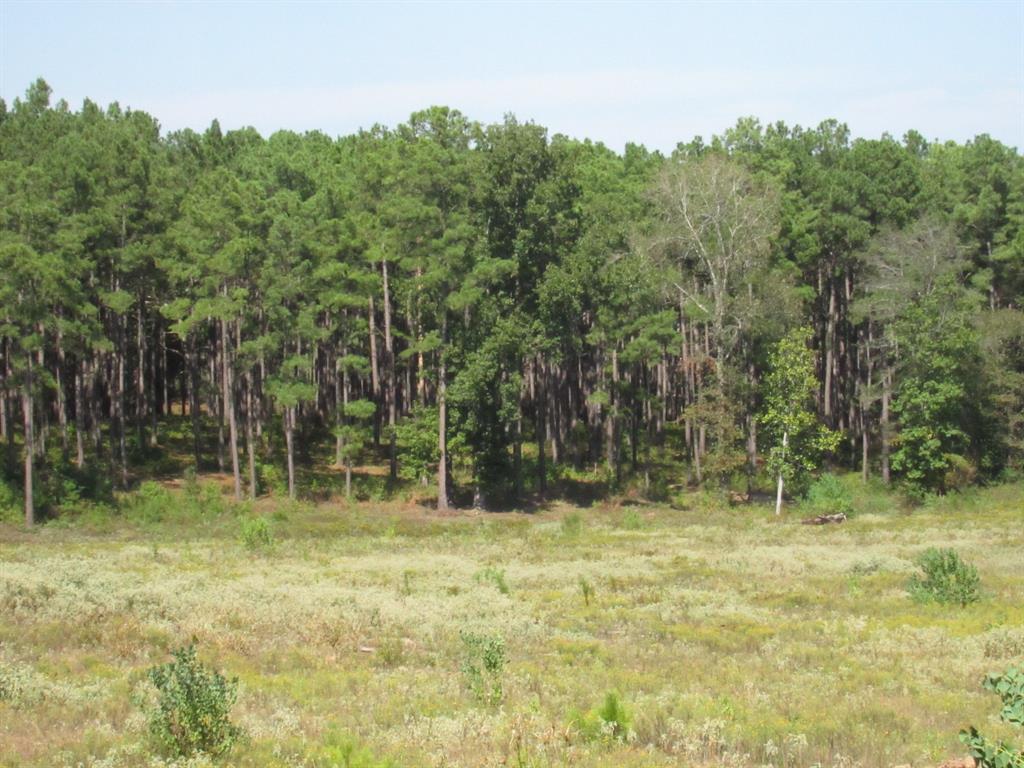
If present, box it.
[1,480,1022,767]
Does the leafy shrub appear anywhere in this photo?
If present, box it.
[474,566,510,595]
[460,631,506,705]
[394,406,441,485]
[239,517,273,550]
[944,453,978,493]
[144,643,242,758]
[131,481,175,523]
[960,666,1023,768]
[570,691,632,743]
[908,548,980,606]
[804,474,854,517]
[0,478,21,523]
[257,461,287,498]
[561,512,582,537]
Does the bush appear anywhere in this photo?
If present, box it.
[960,666,1023,768]
[257,461,287,498]
[570,691,632,743]
[239,517,273,550]
[131,481,175,524]
[804,474,854,517]
[0,478,21,523]
[460,631,506,705]
[144,643,241,758]
[908,548,981,606]
[944,453,978,493]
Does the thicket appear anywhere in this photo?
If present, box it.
[1,78,1022,523]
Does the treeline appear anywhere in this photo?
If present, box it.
[1,78,1022,523]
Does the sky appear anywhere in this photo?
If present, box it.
[1,1,1022,152]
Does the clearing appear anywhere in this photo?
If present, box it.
[1,483,1022,767]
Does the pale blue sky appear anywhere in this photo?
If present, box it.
[1,1,1021,151]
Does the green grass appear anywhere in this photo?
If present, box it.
[1,480,1022,767]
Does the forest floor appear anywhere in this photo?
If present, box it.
[1,480,1022,767]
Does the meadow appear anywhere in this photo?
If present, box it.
[1,479,1022,768]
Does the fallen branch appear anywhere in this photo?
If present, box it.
[800,512,847,525]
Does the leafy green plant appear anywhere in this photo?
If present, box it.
[804,474,854,517]
[394,405,441,485]
[143,643,242,758]
[460,631,506,705]
[475,566,510,595]
[960,666,1023,768]
[570,691,632,743]
[0,478,21,523]
[257,461,287,498]
[239,517,273,550]
[908,548,980,606]
[130,481,174,524]
[761,327,841,513]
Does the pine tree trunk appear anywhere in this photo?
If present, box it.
[368,296,381,448]
[746,360,757,491]
[285,405,296,500]
[536,357,547,495]
[437,315,449,512]
[136,301,146,449]
[881,366,892,484]
[188,335,201,469]
[342,355,352,498]
[823,276,836,422]
[221,317,241,500]
[382,258,398,481]
[245,369,256,499]
[117,318,128,487]
[55,325,68,456]
[22,355,34,526]
[74,359,86,469]
[208,350,223,471]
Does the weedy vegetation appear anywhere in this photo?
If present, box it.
[1,481,1022,767]
[908,547,982,606]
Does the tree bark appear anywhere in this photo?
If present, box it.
[74,359,86,469]
[437,315,449,512]
[22,355,34,526]
[536,357,547,495]
[188,335,201,469]
[382,258,397,481]
[823,275,836,422]
[881,366,892,484]
[368,296,380,448]
[774,430,788,516]
[221,316,241,500]
[285,405,296,500]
